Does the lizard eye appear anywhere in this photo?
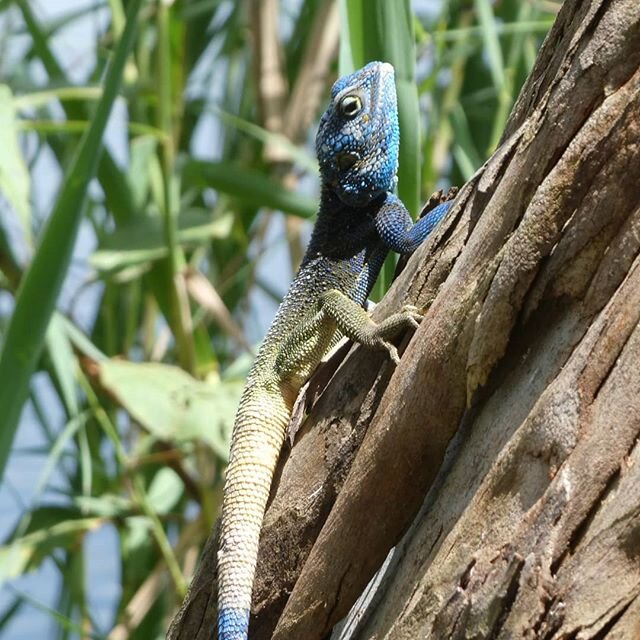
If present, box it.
[339,95,362,118]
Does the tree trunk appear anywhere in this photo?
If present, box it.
[169,0,640,637]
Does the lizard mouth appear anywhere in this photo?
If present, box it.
[336,152,360,171]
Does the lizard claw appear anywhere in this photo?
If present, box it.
[400,304,424,329]
[401,304,421,314]
[384,341,401,365]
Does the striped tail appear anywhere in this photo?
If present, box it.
[217,382,295,640]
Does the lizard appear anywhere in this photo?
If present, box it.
[217,61,452,640]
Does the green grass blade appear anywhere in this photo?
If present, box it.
[18,119,167,140]
[4,586,105,640]
[435,19,554,43]
[0,596,23,631]
[0,0,144,482]
[183,160,317,218]
[340,0,418,210]
[12,86,103,110]
[45,313,80,417]
[215,108,318,173]
[34,412,89,497]
[58,314,107,362]
[338,0,363,71]
[17,0,136,226]
[475,0,506,91]
[0,85,31,246]
[450,103,483,180]
[488,1,534,151]
[340,0,418,298]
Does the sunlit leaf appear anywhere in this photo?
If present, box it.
[96,360,242,459]
[90,210,234,273]
[45,313,80,416]
[146,468,184,515]
[0,507,103,579]
[474,0,506,91]
[73,494,133,518]
[183,160,317,219]
[0,0,145,482]
[0,85,30,245]
[12,86,103,110]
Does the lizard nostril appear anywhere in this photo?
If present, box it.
[336,152,359,171]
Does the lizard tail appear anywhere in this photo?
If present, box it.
[217,382,295,640]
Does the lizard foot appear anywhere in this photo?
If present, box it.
[399,304,424,329]
[380,340,401,365]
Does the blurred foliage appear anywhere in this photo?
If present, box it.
[0,0,558,637]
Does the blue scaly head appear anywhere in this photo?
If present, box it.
[316,61,399,207]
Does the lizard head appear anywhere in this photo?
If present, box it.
[316,61,399,207]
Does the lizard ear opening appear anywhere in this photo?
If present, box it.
[336,151,359,171]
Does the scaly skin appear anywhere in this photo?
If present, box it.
[217,61,451,640]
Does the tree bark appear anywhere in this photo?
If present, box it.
[169,0,640,637]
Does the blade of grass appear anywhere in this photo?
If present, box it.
[59,314,107,362]
[340,0,418,298]
[0,0,144,482]
[214,107,318,173]
[450,103,483,180]
[16,0,136,226]
[340,0,418,210]
[18,119,168,140]
[155,0,194,373]
[1,514,106,580]
[489,1,534,150]
[13,86,103,110]
[420,9,473,194]
[0,85,31,245]
[34,412,89,497]
[474,0,515,153]
[474,0,506,91]
[80,374,187,597]
[183,160,317,218]
[0,224,21,290]
[45,313,80,417]
[4,586,106,640]
[433,19,554,43]
[0,597,23,631]
[338,0,362,72]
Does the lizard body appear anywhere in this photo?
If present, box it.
[217,61,451,640]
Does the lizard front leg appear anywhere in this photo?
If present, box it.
[276,289,421,372]
[375,194,451,254]
[317,289,421,364]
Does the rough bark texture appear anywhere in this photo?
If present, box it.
[169,0,640,637]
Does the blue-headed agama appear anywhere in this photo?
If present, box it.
[216,61,451,640]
